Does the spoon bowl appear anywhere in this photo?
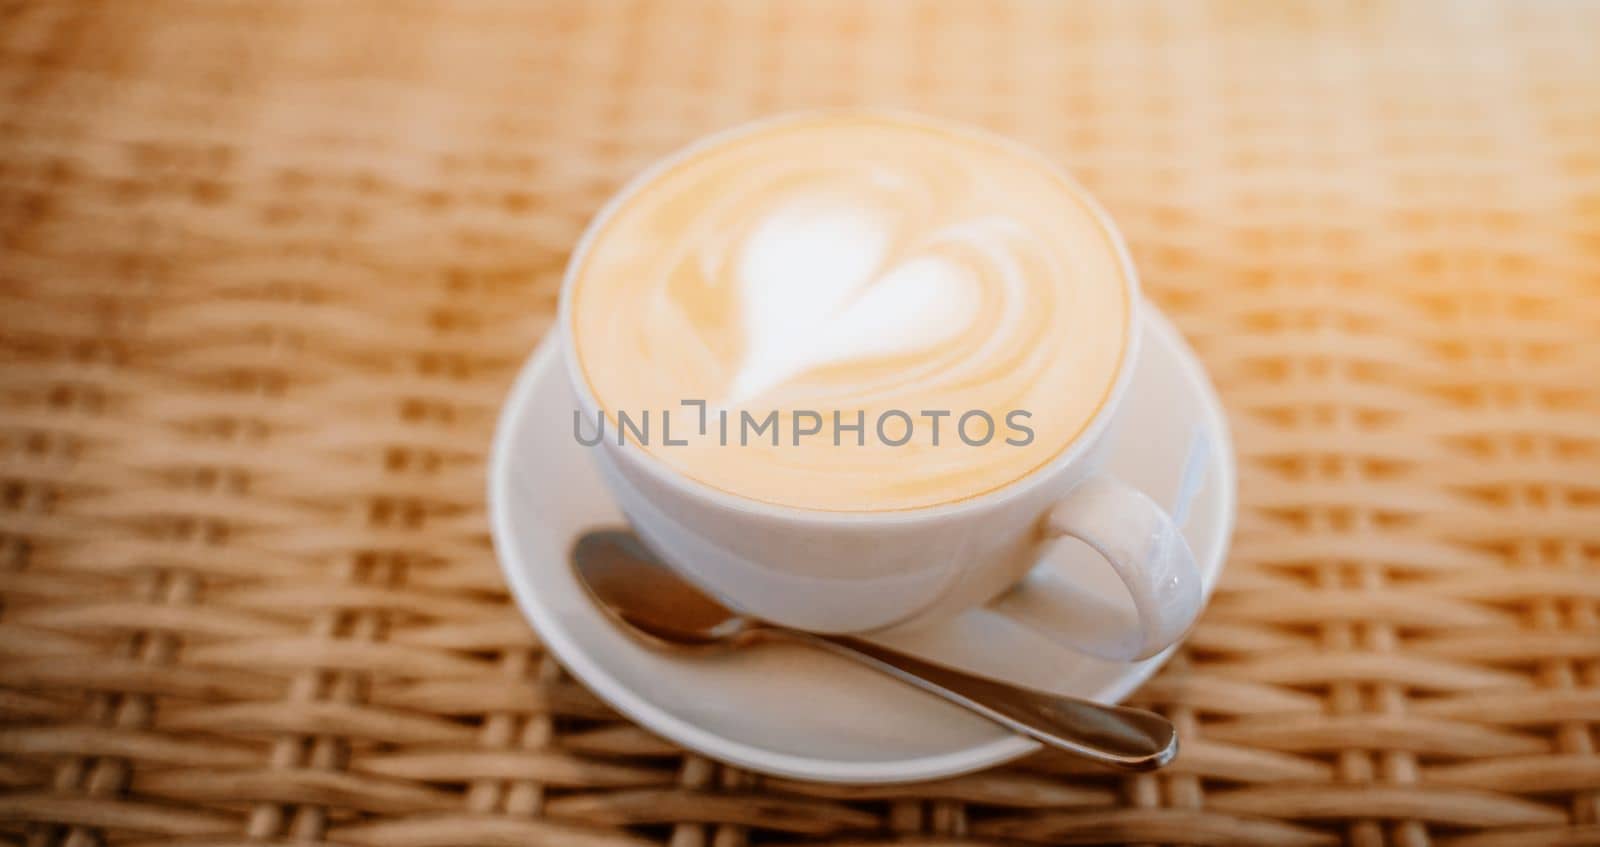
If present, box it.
[572,529,756,647]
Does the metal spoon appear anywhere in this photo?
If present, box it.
[572,528,1177,770]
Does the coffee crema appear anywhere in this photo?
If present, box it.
[568,113,1131,512]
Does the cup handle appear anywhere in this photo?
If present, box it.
[1039,475,1202,662]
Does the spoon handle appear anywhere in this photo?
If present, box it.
[780,631,1177,770]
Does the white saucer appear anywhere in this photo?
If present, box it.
[489,304,1235,783]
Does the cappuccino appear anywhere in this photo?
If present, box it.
[568,113,1131,511]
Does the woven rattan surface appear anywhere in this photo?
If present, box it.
[3,1,1599,845]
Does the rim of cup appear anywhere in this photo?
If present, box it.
[557,109,1145,525]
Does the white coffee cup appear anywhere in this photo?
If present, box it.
[557,118,1201,663]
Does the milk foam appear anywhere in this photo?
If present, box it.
[728,198,981,405]
[570,114,1130,511]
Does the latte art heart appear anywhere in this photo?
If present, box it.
[569,114,1130,512]
[727,199,982,405]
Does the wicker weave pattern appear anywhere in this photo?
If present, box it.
[2,1,1598,845]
